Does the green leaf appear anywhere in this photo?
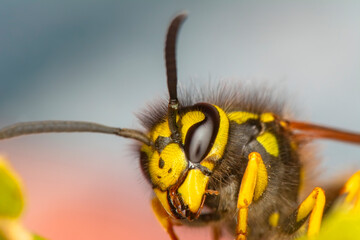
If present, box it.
[0,157,24,218]
[297,209,360,240]
[33,234,47,240]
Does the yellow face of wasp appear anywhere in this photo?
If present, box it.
[141,104,229,219]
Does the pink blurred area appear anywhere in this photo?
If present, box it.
[5,149,160,239]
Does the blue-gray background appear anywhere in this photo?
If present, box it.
[0,1,359,239]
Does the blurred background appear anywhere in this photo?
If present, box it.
[0,1,359,239]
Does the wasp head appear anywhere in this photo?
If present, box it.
[138,13,229,220]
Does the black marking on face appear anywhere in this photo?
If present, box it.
[159,158,165,169]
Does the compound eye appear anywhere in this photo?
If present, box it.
[184,103,220,164]
[186,117,214,163]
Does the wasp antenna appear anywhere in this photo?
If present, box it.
[0,121,152,146]
[288,121,360,145]
[165,12,187,141]
[166,12,187,102]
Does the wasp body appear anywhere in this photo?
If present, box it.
[1,13,360,240]
[139,86,302,239]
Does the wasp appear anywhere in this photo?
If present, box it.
[0,13,360,240]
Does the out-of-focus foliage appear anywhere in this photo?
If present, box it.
[0,156,46,240]
[0,159,24,218]
[33,235,46,240]
[297,207,360,240]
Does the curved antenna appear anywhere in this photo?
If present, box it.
[165,12,187,141]
[0,15,189,147]
[0,121,152,146]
